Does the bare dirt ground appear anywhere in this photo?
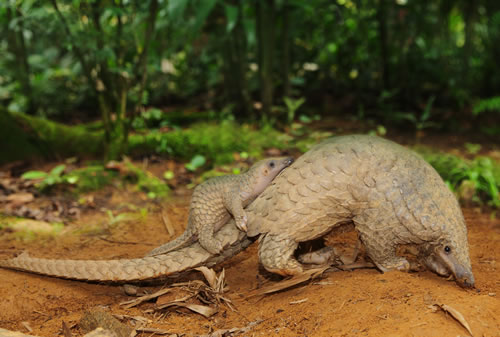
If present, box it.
[0,188,498,337]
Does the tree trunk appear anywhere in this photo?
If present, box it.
[222,0,252,118]
[5,6,35,114]
[281,0,291,98]
[256,0,275,119]
[462,0,475,88]
[377,0,390,91]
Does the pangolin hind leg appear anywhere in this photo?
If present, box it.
[198,224,224,255]
[258,234,303,276]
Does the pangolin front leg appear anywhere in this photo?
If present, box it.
[357,230,410,272]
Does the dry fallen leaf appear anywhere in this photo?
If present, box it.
[434,303,473,336]
[5,192,34,205]
[195,266,218,289]
[247,267,328,298]
[157,302,218,318]
[120,288,172,309]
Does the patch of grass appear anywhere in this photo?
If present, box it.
[130,120,290,165]
[0,217,64,241]
[22,164,118,194]
[123,160,169,199]
[68,165,118,193]
[473,96,500,115]
[416,147,500,207]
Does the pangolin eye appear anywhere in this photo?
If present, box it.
[444,246,451,254]
[269,161,275,168]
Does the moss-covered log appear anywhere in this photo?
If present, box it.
[9,111,104,160]
[0,110,46,164]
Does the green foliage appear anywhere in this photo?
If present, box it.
[22,164,71,191]
[130,120,289,165]
[473,97,500,115]
[123,160,169,199]
[293,130,334,153]
[464,143,481,155]
[67,165,117,193]
[0,217,64,241]
[1,0,500,165]
[393,96,439,131]
[367,125,387,137]
[163,170,175,180]
[283,97,306,124]
[22,164,117,193]
[417,148,500,208]
[185,155,207,171]
[132,108,170,130]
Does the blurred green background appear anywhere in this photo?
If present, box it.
[0,0,499,159]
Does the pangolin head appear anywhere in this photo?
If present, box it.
[424,203,475,288]
[248,157,294,196]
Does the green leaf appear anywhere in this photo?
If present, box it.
[45,176,56,186]
[163,170,175,180]
[168,0,189,19]
[473,96,500,115]
[193,0,218,33]
[21,171,48,180]
[299,115,312,123]
[65,175,79,184]
[224,4,238,33]
[50,164,66,177]
[421,96,436,121]
[185,154,206,171]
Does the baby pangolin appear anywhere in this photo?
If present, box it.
[147,156,294,256]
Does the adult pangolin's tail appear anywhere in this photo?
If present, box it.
[0,222,251,282]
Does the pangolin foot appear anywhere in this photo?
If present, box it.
[375,257,411,273]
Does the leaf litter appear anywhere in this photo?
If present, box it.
[120,267,233,318]
[431,303,473,336]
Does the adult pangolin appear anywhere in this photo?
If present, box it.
[245,135,474,287]
[0,135,474,288]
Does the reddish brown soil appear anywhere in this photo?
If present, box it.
[0,189,499,336]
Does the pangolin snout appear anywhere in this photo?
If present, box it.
[435,249,475,288]
[455,269,475,288]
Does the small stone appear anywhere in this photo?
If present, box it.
[122,284,138,296]
[80,310,132,337]
[488,292,496,297]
